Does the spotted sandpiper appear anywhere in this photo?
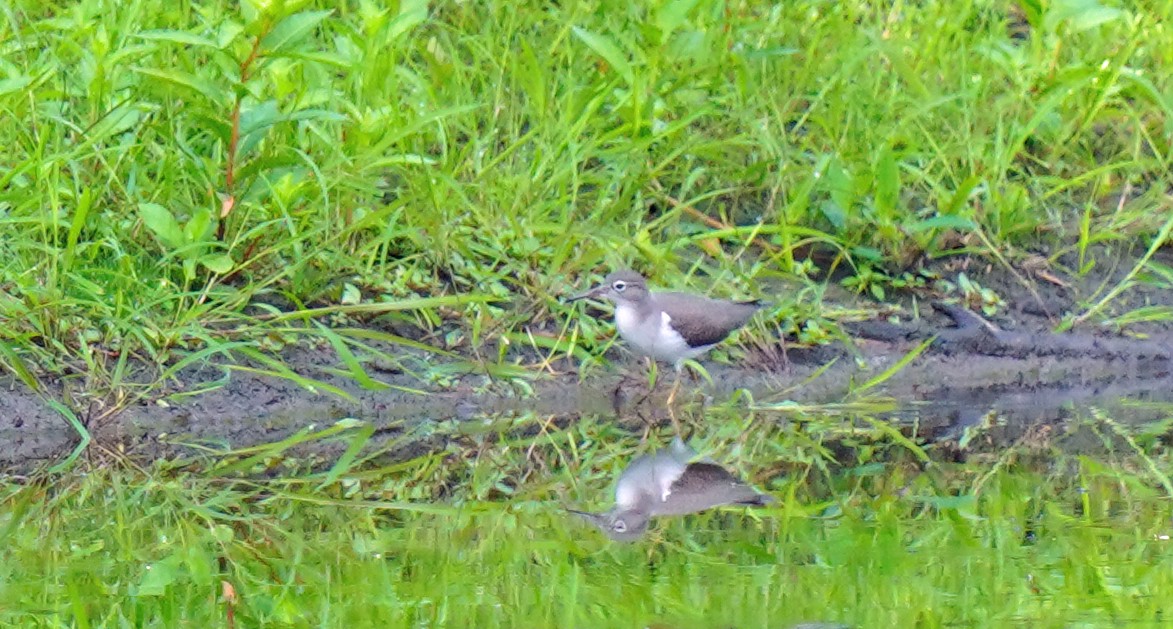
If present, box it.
[567,438,774,542]
[567,269,766,416]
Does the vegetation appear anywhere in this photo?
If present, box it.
[5,411,1173,627]
[3,0,1173,626]
[3,0,1172,396]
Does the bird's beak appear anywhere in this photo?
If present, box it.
[565,508,604,526]
[566,284,605,303]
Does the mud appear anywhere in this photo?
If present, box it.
[2,247,1171,473]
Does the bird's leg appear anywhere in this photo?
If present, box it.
[666,363,684,437]
[631,357,659,408]
[638,411,655,444]
[612,357,653,414]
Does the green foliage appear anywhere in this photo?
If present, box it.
[1,0,1172,393]
[3,1,1172,624]
[138,203,234,280]
[4,411,1173,626]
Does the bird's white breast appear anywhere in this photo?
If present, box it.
[614,304,693,363]
[613,303,643,343]
[614,450,688,511]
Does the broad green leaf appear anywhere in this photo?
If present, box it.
[134,29,220,48]
[238,100,282,156]
[572,27,634,85]
[136,555,181,597]
[1068,5,1124,31]
[183,546,215,587]
[238,99,281,133]
[261,10,333,53]
[216,21,246,48]
[131,67,228,104]
[1047,0,1124,32]
[0,75,33,96]
[239,0,263,22]
[87,106,142,140]
[200,254,234,274]
[851,246,883,261]
[818,199,846,230]
[138,203,184,249]
[907,215,977,233]
[184,208,214,243]
[387,0,429,41]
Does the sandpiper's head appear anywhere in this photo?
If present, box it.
[567,507,650,542]
[568,269,649,305]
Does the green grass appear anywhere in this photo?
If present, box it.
[4,411,1173,627]
[5,1,1173,626]
[2,0,1173,396]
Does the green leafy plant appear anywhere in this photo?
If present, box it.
[138,203,234,281]
[0,0,1169,406]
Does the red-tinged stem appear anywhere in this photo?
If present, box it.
[218,32,266,241]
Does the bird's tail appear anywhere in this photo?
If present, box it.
[740,493,776,507]
[738,299,772,310]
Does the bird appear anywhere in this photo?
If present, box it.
[567,269,766,420]
[567,438,775,542]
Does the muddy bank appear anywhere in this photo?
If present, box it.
[4,334,1170,473]
[3,247,1172,472]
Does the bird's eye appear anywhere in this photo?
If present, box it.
[612,520,627,532]
[612,281,627,292]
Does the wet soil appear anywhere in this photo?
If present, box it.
[3,247,1171,473]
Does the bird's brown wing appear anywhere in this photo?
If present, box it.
[652,462,773,516]
[655,293,763,347]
